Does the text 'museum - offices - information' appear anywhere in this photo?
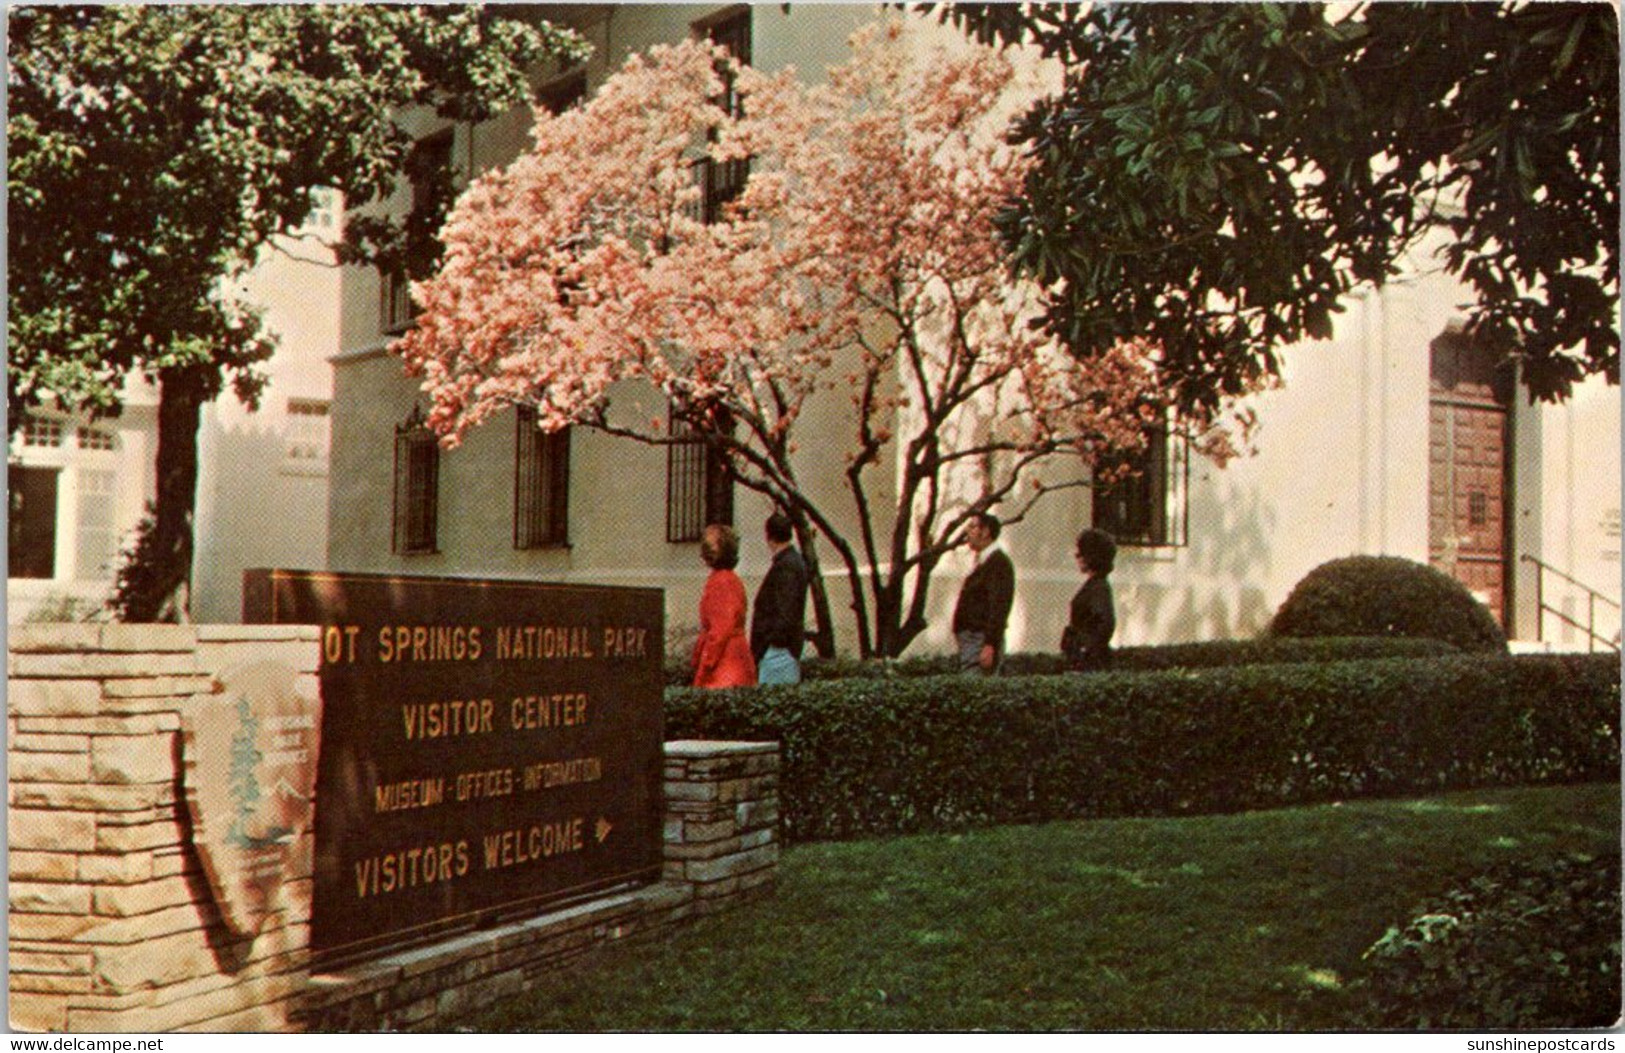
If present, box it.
[244,569,665,958]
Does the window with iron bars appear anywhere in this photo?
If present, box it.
[382,131,455,334]
[1092,422,1189,548]
[514,406,571,549]
[696,8,751,224]
[392,406,440,555]
[666,407,734,543]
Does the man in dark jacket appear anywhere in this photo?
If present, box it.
[751,511,808,684]
[952,512,1015,674]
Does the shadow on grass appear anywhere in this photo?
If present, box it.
[464,782,1620,1032]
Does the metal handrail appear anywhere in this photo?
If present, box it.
[1520,554,1621,653]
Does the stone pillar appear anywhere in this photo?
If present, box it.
[662,740,781,911]
[7,624,320,1032]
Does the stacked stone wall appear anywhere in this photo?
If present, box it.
[8,625,782,1034]
[7,624,321,1032]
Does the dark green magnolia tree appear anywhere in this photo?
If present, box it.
[8,4,587,621]
[927,2,1619,416]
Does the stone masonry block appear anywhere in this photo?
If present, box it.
[100,676,215,700]
[678,818,738,844]
[6,678,102,717]
[9,808,96,852]
[663,739,776,759]
[10,851,79,882]
[679,757,754,780]
[10,912,100,943]
[7,625,103,653]
[197,641,321,677]
[97,818,186,854]
[664,834,745,862]
[92,734,179,784]
[93,875,197,917]
[737,828,775,852]
[663,779,722,803]
[12,652,200,679]
[18,713,181,736]
[10,882,94,915]
[692,876,743,901]
[682,843,780,885]
[11,972,94,996]
[8,991,69,1032]
[10,732,92,753]
[8,750,92,783]
[12,782,172,813]
[718,774,778,803]
[97,624,199,652]
[8,950,93,976]
[195,624,319,643]
[78,852,157,885]
[74,903,208,946]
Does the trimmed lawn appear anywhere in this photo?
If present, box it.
[467,782,1619,1031]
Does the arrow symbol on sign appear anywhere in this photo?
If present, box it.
[596,817,613,844]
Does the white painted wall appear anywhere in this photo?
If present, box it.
[192,230,343,623]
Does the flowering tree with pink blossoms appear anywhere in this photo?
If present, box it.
[398,22,1249,658]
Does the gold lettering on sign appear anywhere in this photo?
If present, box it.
[494,625,596,661]
[509,693,588,731]
[521,756,604,791]
[376,625,484,663]
[480,818,586,870]
[353,840,471,897]
[454,768,515,802]
[322,625,363,664]
[375,777,446,813]
[401,698,496,740]
[601,626,649,658]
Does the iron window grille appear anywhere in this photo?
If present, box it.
[1092,423,1190,548]
[514,406,571,549]
[392,405,440,555]
[696,8,751,224]
[382,131,455,334]
[666,406,734,543]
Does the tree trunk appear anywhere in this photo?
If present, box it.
[789,515,837,659]
[115,366,206,623]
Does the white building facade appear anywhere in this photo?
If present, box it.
[310,3,1619,656]
[7,210,342,625]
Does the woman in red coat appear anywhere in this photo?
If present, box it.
[691,524,758,688]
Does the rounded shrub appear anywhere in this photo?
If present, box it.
[1269,556,1508,653]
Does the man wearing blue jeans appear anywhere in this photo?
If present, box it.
[751,511,809,685]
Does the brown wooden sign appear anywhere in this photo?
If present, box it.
[242,569,665,959]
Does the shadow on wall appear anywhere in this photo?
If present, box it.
[194,422,329,622]
[1127,478,1279,643]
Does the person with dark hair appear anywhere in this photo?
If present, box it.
[691,524,757,688]
[750,511,808,685]
[1062,527,1117,671]
[951,512,1015,674]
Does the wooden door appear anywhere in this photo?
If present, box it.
[1428,337,1512,624]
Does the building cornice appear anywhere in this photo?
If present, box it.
[330,341,397,366]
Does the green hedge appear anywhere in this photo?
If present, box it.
[1354,852,1622,1029]
[665,653,1620,843]
[663,636,1457,687]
